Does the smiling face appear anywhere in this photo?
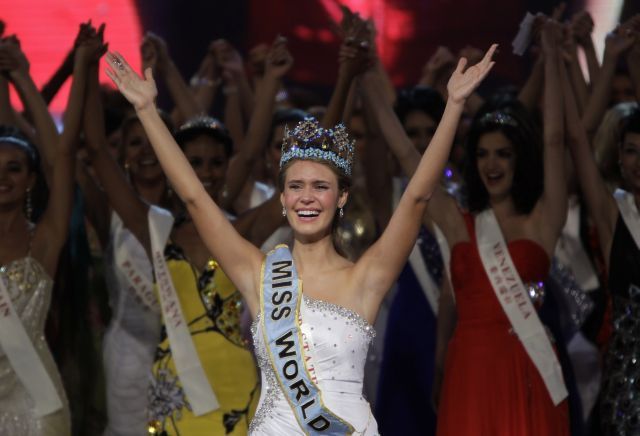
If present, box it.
[0,143,35,212]
[620,132,640,193]
[182,134,229,199]
[122,120,164,183]
[280,160,348,242]
[476,131,516,203]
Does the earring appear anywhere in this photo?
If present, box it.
[282,206,287,217]
[25,187,33,222]
[124,161,131,182]
[339,207,344,218]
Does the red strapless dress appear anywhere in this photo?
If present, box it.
[436,214,569,436]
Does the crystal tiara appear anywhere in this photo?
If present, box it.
[279,117,355,176]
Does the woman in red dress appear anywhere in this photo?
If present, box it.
[430,22,570,435]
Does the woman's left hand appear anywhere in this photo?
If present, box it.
[446,43,497,104]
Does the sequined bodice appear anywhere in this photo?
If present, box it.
[249,295,379,435]
[0,257,53,394]
[0,257,69,435]
[601,216,640,435]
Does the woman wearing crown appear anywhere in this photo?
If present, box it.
[104,30,496,432]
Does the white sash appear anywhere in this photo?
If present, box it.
[0,274,63,417]
[393,177,443,313]
[475,209,568,405]
[614,189,640,250]
[147,206,219,416]
[554,200,599,291]
[111,212,159,311]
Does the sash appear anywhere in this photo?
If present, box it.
[614,189,640,250]
[475,209,568,405]
[554,200,599,292]
[408,237,440,314]
[111,212,159,311]
[261,245,354,434]
[0,272,63,417]
[148,206,219,416]
[393,177,444,312]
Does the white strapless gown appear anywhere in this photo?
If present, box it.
[249,295,379,435]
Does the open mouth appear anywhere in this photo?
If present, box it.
[296,209,320,220]
[139,157,158,167]
[485,172,504,186]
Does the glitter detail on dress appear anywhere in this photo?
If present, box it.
[0,257,70,435]
[248,294,379,434]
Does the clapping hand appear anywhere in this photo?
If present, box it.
[446,44,497,104]
[105,52,157,112]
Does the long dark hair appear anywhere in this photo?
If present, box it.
[464,100,544,215]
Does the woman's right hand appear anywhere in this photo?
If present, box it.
[105,52,157,112]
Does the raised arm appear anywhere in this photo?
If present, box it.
[562,49,619,267]
[40,21,93,105]
[322,13,371,128]
[563,21,589,113]
[355,45,497,313]
[0,36,59,177]
[572,11,600,85]
[33,34,95,275]
[582,26,636,138]
[219,36,293,210]
[142,32,203,126]
[188,45,221,115]
[626,16,640,101]
[213,39,255,147]
[359,66,462,245]
[105,52,263,314]
[530,20,567,254]
[83,35,153,252]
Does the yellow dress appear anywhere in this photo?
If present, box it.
[148,243,259,435]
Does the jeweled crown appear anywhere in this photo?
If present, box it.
[280,117,355,176]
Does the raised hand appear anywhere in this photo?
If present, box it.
[248,43,269,77]
[264,36,293,79]
[76,22,107,66]
[211,39,245,82]
[105,52,157,112]
[422,46,455,80]
[604,25,636,60]
[570,11,594,47]
[446,44,497,104]
[141,32,170,75]
[0,35,29,78]
[339,12,372,79]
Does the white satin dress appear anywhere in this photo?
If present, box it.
[249,294,379,435]
[0,257,70,436]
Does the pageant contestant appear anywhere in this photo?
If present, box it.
[81,29,171,435]
[0,32,96,435]
[105,34,497,433]
[565,79,640,434]
[433,23,570,436]
[90,38,291,435]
